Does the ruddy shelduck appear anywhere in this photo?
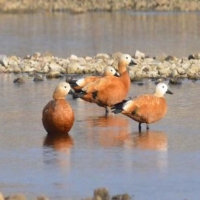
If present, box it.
[69,66,119,102]
[112,83,173,132]
[42,82,75,135]
[68,66,119,92]
[77,54,137,115]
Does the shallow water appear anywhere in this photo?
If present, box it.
[1,74,200,199]
[0,11,200,57]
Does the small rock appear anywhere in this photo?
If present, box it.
[0,192,4,200]
[37,195,49,200]
[188,54,195,60]
[49,62,63,72]
[0,55,8,67]
[165,55,177,61]
[177,67,186,75]
[94,188,110,200]
[192,53,200,60]
[85,56,93,61]
[46,71,62,79]
[96,53,110,60]
[12,66,22,73]
[134,50,145,59]
[5,193,27,200]
[13,77,25,84]
[22,65,34,73]
[67,62,82,74]
[169,78,182,85]
[0,66,7,73]
[33,74,44,82]
[42,64,50,73]
[70,54,78,60]
[112,193,131,200]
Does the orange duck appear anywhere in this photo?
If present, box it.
[77,54,137,115]
[68,66,119,92]
[42,82,75,135]
[69,66,119,103]
[112,83,173,132]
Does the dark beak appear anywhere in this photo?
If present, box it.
[166,89,173,95]
[69,88,76,95]
[129,59,137,66]
[114,72,120,77]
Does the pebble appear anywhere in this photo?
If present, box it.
[0,55,8,67]
[13,77,25,84]
[0,193,4,200]
[33,74,44,82]
[5,193,27,200]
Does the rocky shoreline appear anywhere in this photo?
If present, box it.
[1,51,200,84]
[0,187,132,200]
[0,0,200,13]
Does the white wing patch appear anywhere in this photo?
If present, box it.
[123,99,133,111]
[76,78,85,86]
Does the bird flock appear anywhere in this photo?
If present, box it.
[42,54,173,135]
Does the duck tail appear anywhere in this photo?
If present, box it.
[111,100,127,114]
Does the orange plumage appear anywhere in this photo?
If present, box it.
[79,54,137,115]
[68,66,119,103]
[112,83,173,131]
[42,82,75,135]
[68,66,119,92]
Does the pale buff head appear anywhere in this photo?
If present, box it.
[154,83,173,97]
[118,54,136,74]
[103,66,119,76]
[53,82,72,100]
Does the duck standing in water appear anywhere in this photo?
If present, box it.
[68,66,119,102]
[42,82,75,135]
[76,54,137,115]
[68,66,119,92]
[112,83,173,132]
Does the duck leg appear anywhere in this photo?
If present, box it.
[138,123,142,132]
[105,106,109,116]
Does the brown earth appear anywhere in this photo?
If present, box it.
[0,0,200,13]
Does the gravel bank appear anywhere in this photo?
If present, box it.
[0,0,200,13]
[1,51,200,83]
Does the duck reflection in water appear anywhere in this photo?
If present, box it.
[43,133,74,173]
[43,133,74,151]
[133,130,168,172]
[133,130,168,151]
[85,115,133,148]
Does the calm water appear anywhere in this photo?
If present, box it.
[1,74,200,200]
[1,11,200,200]
[0,11,200,57]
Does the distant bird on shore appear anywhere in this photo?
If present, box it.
[75,54,137,115]
[42,82,75,135]
[112,83,173,132]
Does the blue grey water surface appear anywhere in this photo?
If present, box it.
[1,11,200,200]
[0,11,200,57]
[1,74,200,200]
